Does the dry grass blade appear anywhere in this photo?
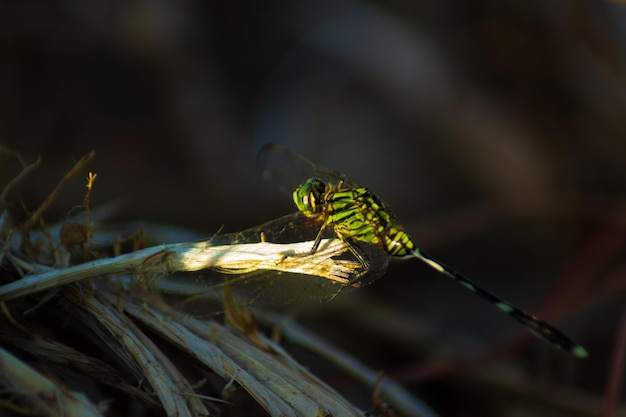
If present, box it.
[259,312,438,417]
[0,237,358,302]
[22,151,95,232]
[63,286,213,417]
[0,345,104,417]
[118,295,364,417]
[0,148,41,207]
[0,333,159,409]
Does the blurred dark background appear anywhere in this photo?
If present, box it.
[1,1,625,415]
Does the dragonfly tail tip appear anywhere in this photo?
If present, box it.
[572,345,589,358]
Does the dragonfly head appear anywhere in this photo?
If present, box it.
[293,177,327,217]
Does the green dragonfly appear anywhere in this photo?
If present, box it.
[258,144,587,358]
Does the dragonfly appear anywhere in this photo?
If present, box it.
[258,143,588,358]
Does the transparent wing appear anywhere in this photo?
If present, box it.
[257,143,360,194]
[160,268,356,315]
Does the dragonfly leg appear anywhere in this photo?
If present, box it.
[278,221,327,259]
[323,238,371,304]
[307,222,328,255]
[344,240,372,285]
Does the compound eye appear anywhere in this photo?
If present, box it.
[310,178,326,198]
[293,177,326,217]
